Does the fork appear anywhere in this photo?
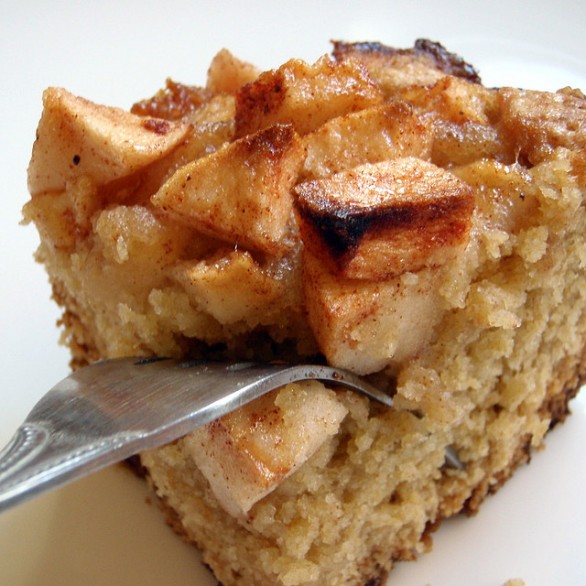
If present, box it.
[0,357,462,512]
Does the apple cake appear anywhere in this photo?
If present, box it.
[23,39,586,585]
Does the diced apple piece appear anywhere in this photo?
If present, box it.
[184,381,348,518]
[235,55,383,137]
[206,48,261,94]
[416,77,503,166]
[295,158,474,280]
[135,94,236,198]
[28,88,191,195]
[301,101,432,180]
[152,124,303,255]
[171,250,284,326]
[23,174,101,252]
[420,75,496,126]
[302,248,444,375]
[95,205,193,267]
[331,39,481,96]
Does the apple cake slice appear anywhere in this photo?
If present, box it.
[23,40,586,585]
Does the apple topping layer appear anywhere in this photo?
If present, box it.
[24,40,586,586]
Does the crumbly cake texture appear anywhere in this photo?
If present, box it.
[24,39,586,586]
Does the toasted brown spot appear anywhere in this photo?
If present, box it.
[142,118,172,135]
[295,158,475,279]
[239,121,296,160]
[298,183,471,255]
[332,38,481,84]
[236,69,286,133]
[131,79,213,120]
[412,39,481,83]
[235,56,383,137]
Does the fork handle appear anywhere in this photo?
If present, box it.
[0,422,138,512]
[0,422,54,510]
[0,423,49,478]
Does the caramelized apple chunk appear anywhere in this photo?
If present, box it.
[403,76,505,166]
[131,79,213,120]
[206,48,262,94]
[331,39,481,96]
[28,88,191,195]
[301,101,432,180]
[152,123,303,255]
[295,157,475,280]
[498,87,586,165]
[95,204,193,268]
[235,55,383,137]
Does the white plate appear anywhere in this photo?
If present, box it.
[1,1,585,584]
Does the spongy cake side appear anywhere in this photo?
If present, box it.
[23,40,586,586]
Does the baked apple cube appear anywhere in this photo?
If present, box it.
[183,381,348,518]
[95,204,194,268]
[28,87,191,195]
[152,123,303,255]
[295,158,474,280]
[171,250,284,327]
[331,39,481,96]
[410,76,503,167]
[301,101,432,180]
[235,55,383,137]
[206,48,261,95]
[302,248,444,375]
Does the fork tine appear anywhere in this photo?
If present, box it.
[0,358,461,512]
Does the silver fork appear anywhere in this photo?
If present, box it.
[0,357,462,512]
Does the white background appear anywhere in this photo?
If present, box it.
[0,1,585,584]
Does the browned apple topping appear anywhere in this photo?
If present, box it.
[28,87,191,196]
[235,55,384,137]
[295,157,475,280]
[152,123,304,255]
